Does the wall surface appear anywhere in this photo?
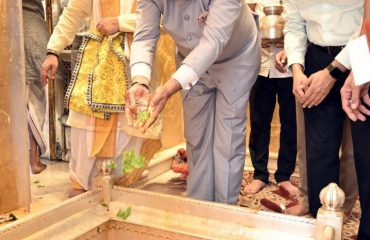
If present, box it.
[0,0,31,213]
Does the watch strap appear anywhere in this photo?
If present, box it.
[326,63,350,82]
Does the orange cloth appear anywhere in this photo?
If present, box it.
[90,113,118,158]
[90,0,121,158]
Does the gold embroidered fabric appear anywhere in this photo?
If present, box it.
[66,31,128,119]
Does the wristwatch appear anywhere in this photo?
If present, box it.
[46,49,60,59]
[326,63,349,82]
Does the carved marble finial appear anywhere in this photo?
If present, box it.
[319,183,345,211]
[101,161,108,175]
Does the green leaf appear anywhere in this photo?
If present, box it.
[137,111,150,123]
[121,149,146,175]
[116,206,131,220]
[106,160,117,171]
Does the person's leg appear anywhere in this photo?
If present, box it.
[69,127,96,193]
[303,45,345,217]
[28,125,46,174]
[338,118,358,217]
[275,77,298,194]
[304,88,344,216]
[351,117,370,239]
[214,89,250,204]
[182,81,216,202]
[286,101,309,216]
[247,75,277,193]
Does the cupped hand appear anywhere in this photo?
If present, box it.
[141,78,182,132]
[125,82,150,127]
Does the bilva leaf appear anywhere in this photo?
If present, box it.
[137,111,150,123]
[116,206,131,220]
[121,149,146,175]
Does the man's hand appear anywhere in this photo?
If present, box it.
[274,50,288,73]
[125,76,150,127]
[142,78,181,132]
[302,68,336,108]
[292,64,308,104]
[96,17,119,36]
[40,54,59,87]
[341,73,370,121]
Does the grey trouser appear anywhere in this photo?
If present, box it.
[182,77,250,204]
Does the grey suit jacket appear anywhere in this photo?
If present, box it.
[130,0,261,103]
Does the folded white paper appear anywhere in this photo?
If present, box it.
[348,35,370,86]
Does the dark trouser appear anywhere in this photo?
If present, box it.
[352,116,370,239]
[249,75,297,184]
[303,44,347,216]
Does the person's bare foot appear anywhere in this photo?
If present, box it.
[29,132,46,174]
[344,211,352,223]
[244,179,267,194]
[31,162,47,174]
[30,151,46,174]
[69,189,87,198]
[285,203,309,216]
[278,181,300,197]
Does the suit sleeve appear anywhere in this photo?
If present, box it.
[47,0,92,53]
[129,0,161,79]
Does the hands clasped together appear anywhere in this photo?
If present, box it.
[275,50,336,109]
[275,50,370,121]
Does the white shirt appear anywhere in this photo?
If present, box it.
[284,0,364,69]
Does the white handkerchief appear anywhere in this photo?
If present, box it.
[348,35,370,86]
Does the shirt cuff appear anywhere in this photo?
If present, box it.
[118,14,136,33]
[335,46,351,70]
[287,53,305,70]
[131,63,152,80]
[172,64,199,90]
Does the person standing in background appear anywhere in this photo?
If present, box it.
[244,0,298,195]
[284,0,362,218]
[41,0,145,197]
[340,0,370,236]
[22,0,50,174]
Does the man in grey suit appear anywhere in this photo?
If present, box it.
[126,0,261,204]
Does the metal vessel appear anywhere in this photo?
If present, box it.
[260,6,285,41]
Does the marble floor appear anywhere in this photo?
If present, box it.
[1,158,360,240]
[1,160,70,221]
